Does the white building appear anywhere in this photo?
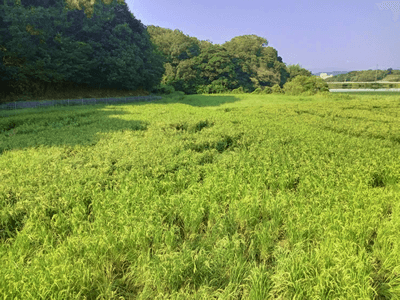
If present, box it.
[320,73,334,79]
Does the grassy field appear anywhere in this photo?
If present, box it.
[1,91,400,299]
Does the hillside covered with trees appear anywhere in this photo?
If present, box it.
[0,0,322,102]
[324,69,400,82]
[145,25,313,95]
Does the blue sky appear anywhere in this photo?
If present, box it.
[124,0,400,74]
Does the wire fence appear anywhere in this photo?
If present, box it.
[0,95,163,117]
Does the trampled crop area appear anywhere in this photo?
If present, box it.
[1,93,400,299]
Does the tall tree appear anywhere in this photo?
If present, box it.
[222,34,269,58]
[170,45,254,94]
[8,0,127,19]
[0,0,85,94]
[0,0,165,95]
[224,40,288,89]
[146,25,201,68]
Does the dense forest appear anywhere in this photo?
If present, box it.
[144,25,314,95]
[0,0,321,101]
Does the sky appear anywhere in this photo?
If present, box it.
[123,0,400,74]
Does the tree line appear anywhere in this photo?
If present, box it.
[0,0,327,100]
[325,69,400,82]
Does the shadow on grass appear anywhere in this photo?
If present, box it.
[156,93,242,107]
[0,93,243,116]
[0,106,150,155]
[0,93,242,156]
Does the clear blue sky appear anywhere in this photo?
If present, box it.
[124,0,400,74]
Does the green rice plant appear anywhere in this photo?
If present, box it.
[1,92,400,299]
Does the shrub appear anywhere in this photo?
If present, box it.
[151,83,175,95]
[166,91,185,100]
[196,85,209,94]
[271,84,284,94]
[231,86,251,94]
[207,81,230,94]
[230,86,245,94]
[251,87,263,94]
[261,86,272,94]
[283,75,329,96]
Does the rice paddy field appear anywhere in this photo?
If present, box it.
[1,91,400,299]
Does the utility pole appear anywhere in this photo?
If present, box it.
[376,64,378,82]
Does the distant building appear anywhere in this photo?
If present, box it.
[320,73,334,79]
[313,70,350,77]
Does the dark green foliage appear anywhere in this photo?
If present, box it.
[145,29,290,95]
[151,83,176,95]
[185,46,244,94]
[196,78,231,95]
[286,64,313,82]
[193,120,213,133]
[0,0,165,99]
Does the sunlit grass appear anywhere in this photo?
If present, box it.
[1,92,400,299]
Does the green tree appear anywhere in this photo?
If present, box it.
[146,25,201,68]
[172,59,205,94]
[222,34,268,58]
[140,28,294,95]
[190,45,237,82]
[171,45,249,94]
[144,29,293,95]
[0,0,87,96]
[198,39,214,52]
[0,0,165,97]
[286,64,312,82]
[223,37,289,90]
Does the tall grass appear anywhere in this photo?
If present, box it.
[1,92,400,299]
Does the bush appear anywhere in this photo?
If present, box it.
[208,82,230,94]
[230,86,250,94]
[151,83,175,95]
[165,91,185,100]
[271,84,284,94]
[251,87,263,95]
[261,86,272,94]
[195,78,231,94]
[283,75,329,96]
[196,85,209,94]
